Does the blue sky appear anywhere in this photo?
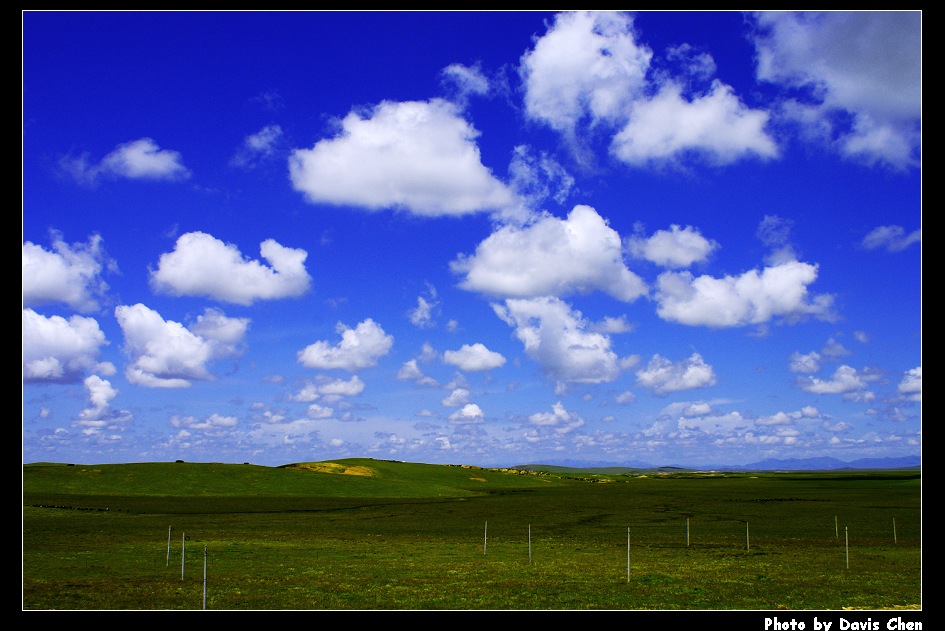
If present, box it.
[22,11,921,468]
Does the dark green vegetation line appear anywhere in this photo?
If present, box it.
[23,459,921,611]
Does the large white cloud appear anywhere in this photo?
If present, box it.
[453,205,647,302]
[520,11,778,166]
[150,231,311,305]
[22,233,113,313]
[654,260,836,327]
[749,11,921,169]
[22,308,111,383]
[492,296,624,384]
[288,98,520,218]
[115,303,248,388]
[297,319,393,371]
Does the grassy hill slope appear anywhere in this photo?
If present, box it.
[23,458,561,502]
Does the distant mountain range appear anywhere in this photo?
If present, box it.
[515,455,921,472]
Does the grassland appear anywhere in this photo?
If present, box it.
[22,458,921,611]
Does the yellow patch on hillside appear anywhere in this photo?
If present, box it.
[289,462,375,476]
[469,477,488,482]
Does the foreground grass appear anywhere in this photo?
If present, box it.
[22,459,921,610]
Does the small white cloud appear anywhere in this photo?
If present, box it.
[169,413,238,430]
[448,403,484,424]
[788,351,821,374]
[797,365,867,395]
[441,63,491,99]
[297,319,393,372]
[230,124,284,168]
[442,388,471,407]
[897,367,921,402]
[61,138,190,185]
[861,225,921,252]
[626,224,718,268]
[635,353,717,395]
[442,343,506,372]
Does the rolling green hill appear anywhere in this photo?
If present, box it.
[23,458,561,501]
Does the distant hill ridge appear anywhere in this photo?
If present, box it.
[513,455,920,472]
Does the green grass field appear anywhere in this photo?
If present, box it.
[22,459,921,611]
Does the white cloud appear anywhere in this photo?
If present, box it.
[306,403,334,419]
[288,98,520,218]
[150,231,312,305]
[528,402,585,435]
[683,402,712,417]
[615,391,636,405]
[441,63,491,99]
[897,366,921,402]
[756,411,793,426]
[22,309,112,383]
[789,351,821,374]
[408,284,439,328]
[397,359,427,382]
[493,296,623,385]
[626,224,718,268]
[442,343,506,372]
[675,411,748,435]
[313,375,366,398]
[453,205,647,302]
[448,403,485,424]
[114,303,248,388]
[169,413,239,430]
[74,375,132,433]
[749,11,921,169]
[861,225,921,252]
[61,138,190,185]
[520,11,651,135]
[797,364,867,395]
[297,318,393,371]
[230,124,283,168]
[507,145,575,208]
[611,80,778,166]
[590,315,635,334]
[189,307,250,358]
[520,11,777,167]
[442,388,471,407]
[635,353,717,395]
[22,233,114,313]
[654,260,836,327]
[293,376,367,403]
